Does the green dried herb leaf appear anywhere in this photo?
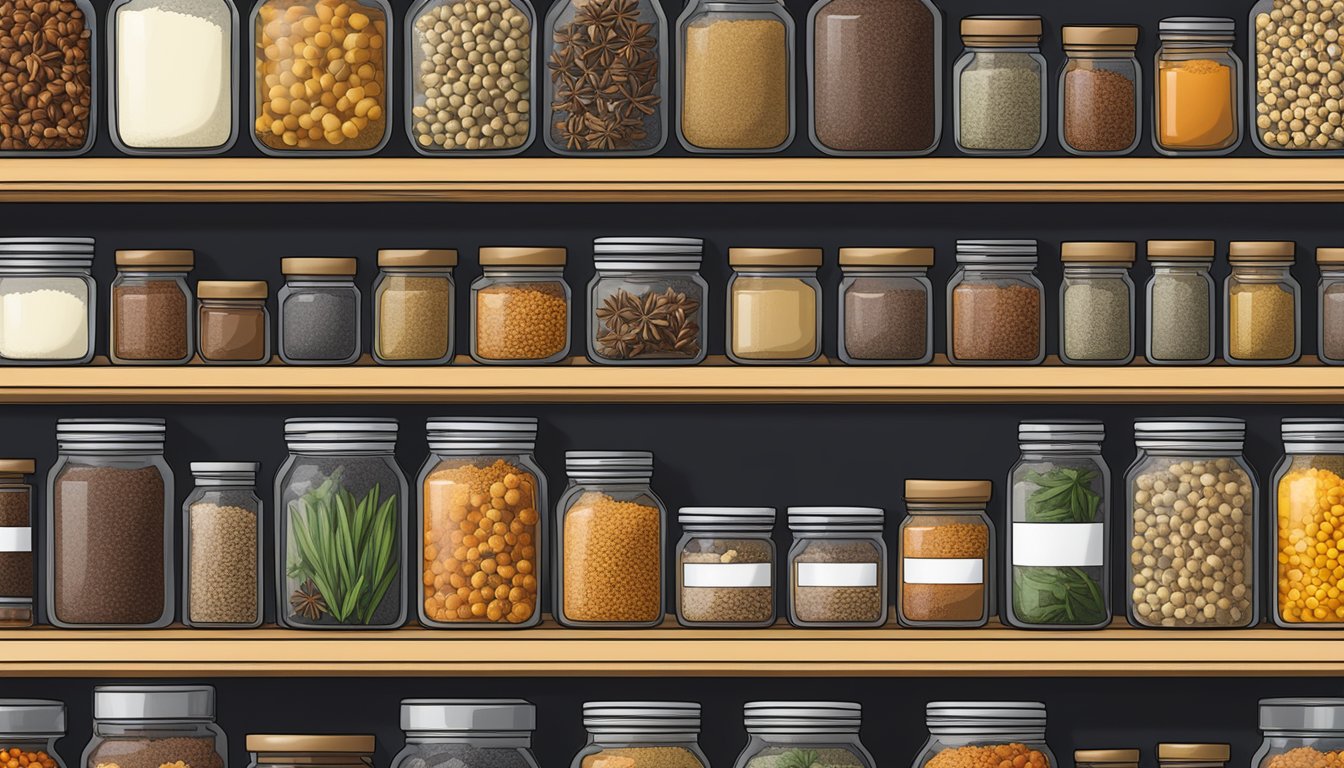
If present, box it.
[1012,566,1107,626]
[1024,468,1102,523]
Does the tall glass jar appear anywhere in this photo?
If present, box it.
[1320,249,1344,364]
[733,702,875,768]
[1225,241,1300,365]
[0,700,65,768]
[898,480,993,628]
[247,736,374,768]
[1271,419,1344,627]
[0,239,96,366]
[110,249,195,366]
[571,702,706,768]
[276,418,408,629]
[1251,0,1344,154]
[279,257,361,365]
[1254,699,1344,768]
[47,419,173,628]
[953,16,1046,156]
[0,460,35,628]
[588,237,707,365]
[1006,421,1110,630]
[393,700,538,768]
[837,247,934,366]
[675,506,776,627]
[556,451,665,627]
[913,702,1054,768]
[183,462,263,628]
[373,249,456,366]
[787,506,887,628]
[83,686,226,768]
[1154,17,1242,156]
[1058,26,1141,156]
[1059,242,1135,366]
[727,248,823,364]
[197,281,271,365]
[471,247,570,365]
[416,417,545,628]
[0,0,94,156]
[947,240,1044,365]
[1125,418,1258,629]
[1145,240,1216,365]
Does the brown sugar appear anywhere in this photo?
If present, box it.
[562,491,661,623]
[951,283,1041,361]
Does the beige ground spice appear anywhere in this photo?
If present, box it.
[681,17,788,149]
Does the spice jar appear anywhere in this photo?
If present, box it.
[0,0,94,155]
[898,480,993,628]
[1225,241,1300,365]
[109,0,237,154]
[0,238,95,366]
[787,506,887,628]
[1154,17,1243,156]
[0,700,65,768]
[571,702,706,768]
[1251,0,1344,154]
[278,257,361,365]
[1159,745,1230,768]
[416,417,545,628]
[1006,421,1110,630]
[588,237,707,365]
[248,736,374,768]
[1125,418,1258,629]
[1058,26,1141,156]
[47,419,173,628]
[197,281,271,365]
[947,239,1044,365]
[914,703,1054,768]
[734,702,875,768]
[727,248,822,364]
[1059,242,1135,366]
[471,247,570,365]
[1254,700,1344,768]
[1320,249,1344,364]
[393,700,538,768]
[1076,751,1140,768]
[1145,240,1216,365]
[953,16,1046,156]
[1271,419,1344,626]
[675,506,776,627]
[837,247,934,365]
[0,460,35,628]
[111,250,195,365]
[83,686,226,768]
[373,249,456,366]
[250,0,391,155]
[183,462,262,628]
[276,418,408,629]
[556,451,665,627]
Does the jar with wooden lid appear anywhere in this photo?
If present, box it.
[1154,17,1242,156]
[727,247,822,364]
[278,257,361,365]
[1145,240,1216,365]
[472,247,570,365]
[1319,249,1344,364]
[111,250,195,365]
[247,735,374,768]
[1158,744,1230,768]
[1224,241,1300,365]
[0,460,36,627]
[1076,750,1140,768]
[953,16,1047,156]
[1254,700,1344,768]
[898,480,993,628]
[947,240,1044,365]
[197,281,271,365]
[1059,242,1135,366]
[571,702,706,768]
[373,249,456,366]
[837,247,934,365]
[1058,26,1141,156]
[787,506,887,628]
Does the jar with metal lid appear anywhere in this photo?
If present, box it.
[472,247,570,365]
[1059,242,1135,366]
[947,240,1044,365]
[732,701,875,768]
[83,686,226,768]
[556,451,665,627]
[183,462,262,628]
[1251,0,1344,154]
[1159,745,1230,768]
[248,735,374,768]
[0,460,36,628]
[1225,241,1300,365]
[1254,700,1344,768]
[1006,421,1110,630]
[588,237,707,365]
[837,247,934,365]
[278,257,361,365]
[417,417,545,628]
[276,417,407,629]
[953,16,1046,156]
[1271,419,1344,627]
[1154,17,1242,156]
[0,700,65,768]
[571,702,706,768]
[1125,418,1258,628]
[1145,240,1216,365]
[727,247,823,364]
[111,249,195,365]
[675,506,776,627]
[1058,26,1141,156]
[393,699,538,768]
[0,238,95,365]
[373,249,457,366]
[47,419,173,628]
[1075,751,1140,768]
[197,281,271,365]
[787,506,887,628]
[898,480,993,628]
[914,702,1054,768]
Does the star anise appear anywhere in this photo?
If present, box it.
[595,286,701,360]
[289,580,328,622]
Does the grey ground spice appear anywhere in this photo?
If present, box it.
[959,54,1041,151]
[792,539,883,624]
[1063,279,1131,361]
[1149,274,1211,361]
[951,283,1041,361]
[0,488,31,599]
[113,280,190,361]
[397,743,536,768]
[88,736,224,768]
[843,281,927,360]
[679,537,773,624]
[282,288,359,361]
[188,503,259,625]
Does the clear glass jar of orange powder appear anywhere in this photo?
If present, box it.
[1154,17,1242,155]
[1272,419,1344,628]
[913,702,1054,768]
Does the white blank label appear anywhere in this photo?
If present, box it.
[796,562,878,587]
[0,527,31,553]
[1012,523,1103,567]
[903,558,984,584]
[683,563,772,588]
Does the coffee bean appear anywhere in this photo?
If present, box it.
[0,0,92,152]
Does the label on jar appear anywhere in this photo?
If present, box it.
[682,563,772,588]
[902,557,984,584]
[796,562,878,587]
[0,527,31,552]
[1012,522,1103,567]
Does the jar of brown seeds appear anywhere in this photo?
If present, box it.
[183,462,263,628]
[587,237,707,366]
[675,506,776,627]
[787,506,888,627]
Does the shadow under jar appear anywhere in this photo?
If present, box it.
[0,460,36,628]
[392,699,539,768]
[913,702,1054,768]
[278,257,361,365]
[83,686,226,768]
[675,506,776,627]
[472,247,570,365]
[570,702,707,768]
[837,247,934,365]
[1224,240,1300,365]
[111,249,195,366]
[182,462,263,628]
[1058,26,1141,156]
[373,249,456,366]
[1270,419,1344,627]
[727,247,822,365]
[953,16,1046,156]
[247,735,374,768]
[947,239,1044,365]
[1058,241,1135,366]
[588,237,707,366]
[787,506,887,628]
[0,0,95,156]
[1153,16,1242,156]
[733,702,875,768]
[898,480,993,628]
[0,700,66,768]
[1144,239,1216,365]
[1253,699,1344,768]
[0,238,95,366]
[197,280,271,365]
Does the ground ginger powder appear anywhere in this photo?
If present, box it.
[1158,58,1235,149]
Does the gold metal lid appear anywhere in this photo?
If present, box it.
[1319,248,1344,265]
[198,280,269,300]
[729,248,824,267]
[905,479,993,503]
[1076,751,1142,763]
[378,249,458,268]
[479,247,567,266]
[0,459,35,474]
[961,15,1043,46]
[1229,241,1295,262]
[839,248,934,267]
[115,250,194,269]
[1062,25,1139,50]
[1158,744,1231,761]
[246,736,376,754]
[1146,240,1215,259]
[1061,242,1136,264]
[281,258,357,276]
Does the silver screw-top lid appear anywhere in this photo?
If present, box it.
[583,702,700,733]
[0,700,65,736]
[400,699,536,733]
[678,507,775,531]
[1133,418,1246,451]
[190,462,259,483]
[594,237,704,271]
[1259,698,1344,732]
[787,506,884,533]
[1159,17,1235,39]
[1281,419,1344,452]
[94,685,216,721]
[426,417,538,453]
[956,239,1038,265]
[0,237,94,268]
[743,701,861,734]
[565,451,654,481]
[57,419,166,453]
[926,701,1047,735]
[1018,420,1105,445]
[284,418,398,453]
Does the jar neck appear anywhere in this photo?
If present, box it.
[1151,262,1211,275]
[94,720,214,735]
[117,270,189,278]
[905,502,988,514]
[732,267,818,278]
[958,264,1037,275]
[1018,442,1103,456]
[585,731,699,745]
[405,734,531,747]
[963,44,1040,54]
[285,275,354,284]
[841,267,928,278]
[253,755,371,768]
[287,447,397,457]
[380,267,453,276]
[200,297,265,307]
[481,266,564,278]
[1229,263,1293,278]
[1064,49,1136,61]
[1159,40,1233,53]
[1063,265,1131,278]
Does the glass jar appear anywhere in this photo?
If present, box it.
[276,418,408,629]
[1125,418,1258,629]
[47,419,173,628]
[0,238,95,366]
[675,506,776,627]
[471,247,570,365]
[556,451,665,627]
[1225,241,1300,365]
[1272,419,1344,627]
[837,247,933,365]
[247,736,374,768]
[109,0,237,154]
[898,480,992,628]
[0,700,65,768]
[250,0,391,155]
[416,417,545,628]
[111,249,195,365]
[543,0,666,155]
[183,462,262,628]
[1076,751,1139,768]
[1251,0,1344,154]
[83,686,226,768]
[806,0,940,156]
[734,703,874,768]
[1159,745,1230,768]
[393,700,537,768]
[953,16,1046,156]
[1058,26,1141,156]
[1145,240,1216,365]
[588,237,707,365]
[0,460,35,628]
[727,248,822,364]
[571,702,706,768]
[197,281,271,365]
[405,0,535,154]
[1154,17,1242,156]
[1006,421,1110,630]
[278,257,361,365]
[1254,700,1344,768]
[947,239,1044,365]
[676,0,793,154]
[373,249,456,366]
[0,0,94,156]
[913,702,1054,768]
[1059,241,1135,366]
[787,506,887,628]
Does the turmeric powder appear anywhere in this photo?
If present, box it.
[1157,58,1236,150]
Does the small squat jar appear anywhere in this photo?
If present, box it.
[1153,17,1243,156]
[1225,241,1300,365]
[373,249,457,366]
[472,247,570,365]
[571,702,706,768]
[898,480,993,628]
[278,257,361,366]
[1271,419,1344,627]
[837,247,934,365]
[0,460,36,627]
[953,16,1047,156]
[588,237,707,365]
[393,700,538,768]
[675,506,776,627]
[0,238,96,366]
[727,247,823,364]
[111,249,195,365]
[733,702,875,768]
[1145,240,1216,365]
[1059,241,1135,366]
[1058,26,1141,156]
[787,506,887,628]
[913,702,1054,768]
[83,686,226,768]
[1075,750,1140,768]
[947,239,1044,365]
[183,462,263,628]
[1318,249,1344,364]
[0,700,66,768]
[1254,699,1344,768]
[197,281,271,365]
[248,735,374,768]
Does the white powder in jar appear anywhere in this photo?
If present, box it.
[0,288,90,360]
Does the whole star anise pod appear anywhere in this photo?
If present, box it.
[289,580,328,622]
